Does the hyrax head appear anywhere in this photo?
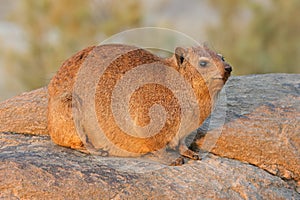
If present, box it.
[174,45,232,96]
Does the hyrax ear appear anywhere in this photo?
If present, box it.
[175,47,187,67]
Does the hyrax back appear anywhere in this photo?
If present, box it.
[47,44,232,158]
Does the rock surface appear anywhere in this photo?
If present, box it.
[0,74,299,199]
[195,74,300,185]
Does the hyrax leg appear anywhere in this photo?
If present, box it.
[169,140,201,166]
[178,140,200,160]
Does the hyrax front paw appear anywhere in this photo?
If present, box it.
[169,157,185,166]
[180,149,200,160]
[178,142,201,160]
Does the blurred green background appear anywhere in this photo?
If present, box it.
[0,0,299,101]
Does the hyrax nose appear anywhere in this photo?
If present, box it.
[224,64,232,73]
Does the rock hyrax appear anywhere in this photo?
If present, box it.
[0,44,232,164]
[48,44,232,160]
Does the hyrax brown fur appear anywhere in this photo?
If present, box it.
[0,44,232,163]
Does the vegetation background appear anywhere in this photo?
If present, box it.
[0,0,299,101]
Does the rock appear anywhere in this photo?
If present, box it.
[0,74,299,199]
[0,133,298,199]
[195,74,300,186]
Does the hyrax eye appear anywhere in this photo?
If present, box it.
[217,53,225,61]
[199,60,208,67]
